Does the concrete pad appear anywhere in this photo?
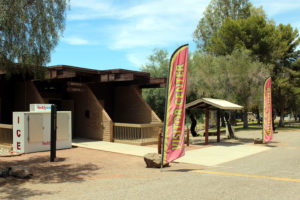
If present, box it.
[72,138,156,157]
[73,138,271,167]
[177,144,271,166]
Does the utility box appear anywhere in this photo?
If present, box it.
[13,111,72,153]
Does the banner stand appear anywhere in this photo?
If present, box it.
[161,44,189,168]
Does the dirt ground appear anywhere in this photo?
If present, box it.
[0,146,204,187]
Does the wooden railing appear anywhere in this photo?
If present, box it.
[113,123,163,145]
[0,124,13,146]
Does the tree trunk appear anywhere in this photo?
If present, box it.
[243,110,248,128]
[221,112,226,127]
[278,88,285,127]
[225,113,234,138]
[256,107,261,125]
[279,96,285,127]
[188,113,198,137]
[230,111,237,126]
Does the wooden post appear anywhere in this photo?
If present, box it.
[217,109,221,142]
[110,121,114,142]
[186,127,190,146]
[158,129,162,154]
[205,107,209,145]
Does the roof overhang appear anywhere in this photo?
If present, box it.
[140,77,166,88]
[186,98,243,110]
[47,65,153,85]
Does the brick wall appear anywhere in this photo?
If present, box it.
[71,85,112,141]
[113,86,161,123]
[88,84,114,119]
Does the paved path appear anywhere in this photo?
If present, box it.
[2,129,300,200]
[73,135,271,166]
[177,144,270,166]
[72,138,157,157]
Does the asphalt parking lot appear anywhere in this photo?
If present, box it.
[1,129,300,200]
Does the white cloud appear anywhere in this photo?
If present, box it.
[62,36,89,45]
[67,0,117,20]
[67,0,208,49]
[65,0,300,68]
[127,53,146,68]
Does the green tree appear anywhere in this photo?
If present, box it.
[272,24,300,126]
[205,12,300,127]
[273,55,300,127]
[193,0,251,50]
[0,0,69,78]
[141,49,169,120]
[207,14,277,63]
[188,49,270,128]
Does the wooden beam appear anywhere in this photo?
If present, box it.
[113,122,163,128]
[0,124,13,129]
[109,74,115,81]
[110,121,114,142]
[158,129,162,154]
[205,107,209,145]
[118,73,134,81]
[66,87,83,92]
[100,73,134,82]
[100,74,109,82]
[217,109,221,142]
[187,127,190,146]
[67,81,83,87]
[56,70,76,79]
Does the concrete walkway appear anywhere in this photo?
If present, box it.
[72,138,156,157]
[177,144,270,166]
[72,138,271,166]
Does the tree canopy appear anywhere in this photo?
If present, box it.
[197,2,300,126]
[207,14,277,63]
[193,0,251,50]
[0,0,69,78]
[141,49,169,120]
[188,49,270,127]
[142,0,300,128]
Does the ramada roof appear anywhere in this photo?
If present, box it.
[186,98,243,110]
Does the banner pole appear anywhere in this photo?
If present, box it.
[262,79,264,143]
[50,104,57,162]
[160,54,172,169]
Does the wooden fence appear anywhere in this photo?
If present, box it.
[113,123,163,145]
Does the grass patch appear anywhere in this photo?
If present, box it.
[232,121,300,131]
[187,121,300,134]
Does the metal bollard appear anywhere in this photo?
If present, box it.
[50,104,57,162]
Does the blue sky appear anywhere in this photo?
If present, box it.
[49,0,300,71]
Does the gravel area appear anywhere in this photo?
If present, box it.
[0,146,203,184]
[0,146,13,156]
[1,130,299,200]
